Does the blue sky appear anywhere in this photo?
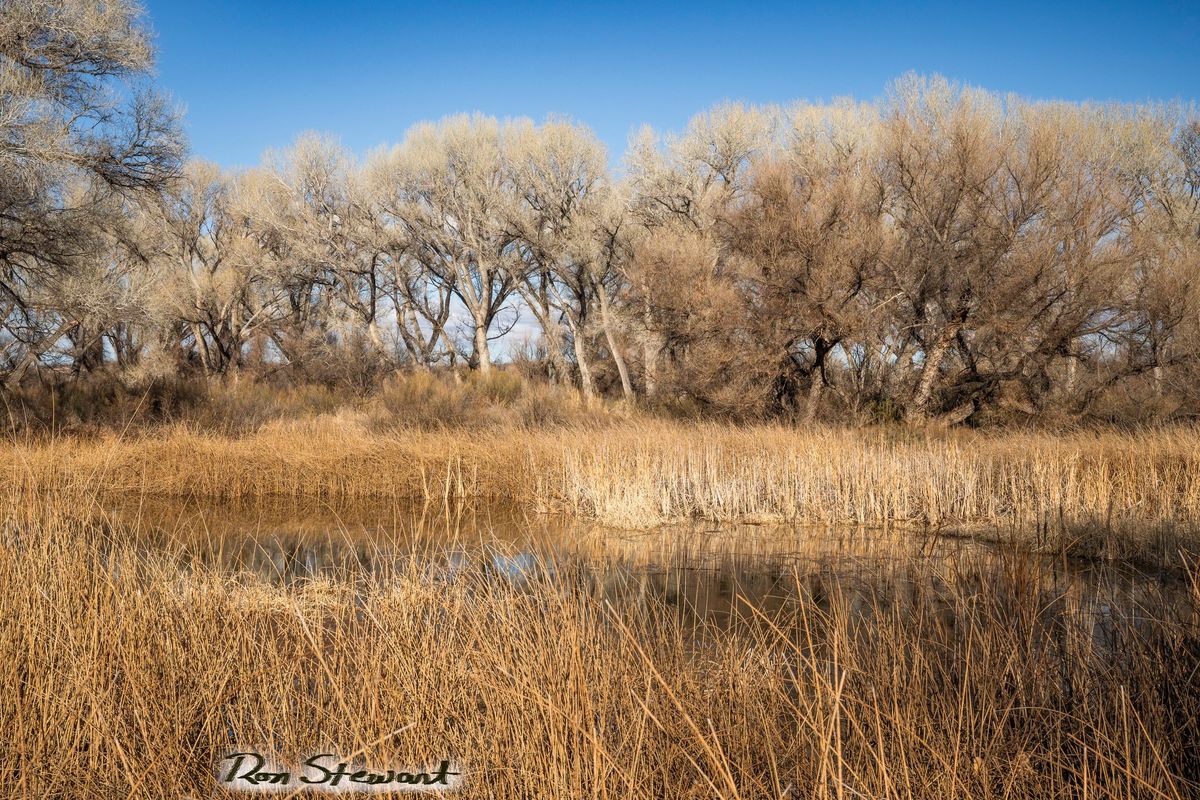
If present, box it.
[146,0,1199,168]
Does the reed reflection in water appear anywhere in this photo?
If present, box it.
[93,496,1186,644]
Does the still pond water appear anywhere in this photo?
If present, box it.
[92,497,1187,639]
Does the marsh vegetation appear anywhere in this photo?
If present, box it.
[4,1,1200,797]
[0,491,1198,799]
[2,389,1199,799]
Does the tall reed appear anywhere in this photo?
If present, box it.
[0,497,1196,798]
[4,420,1200,534]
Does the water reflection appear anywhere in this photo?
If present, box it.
[88,496,1190,644]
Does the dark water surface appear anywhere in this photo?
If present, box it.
[90,496,1189,641]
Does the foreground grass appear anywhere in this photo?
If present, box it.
[1,500,1197,799]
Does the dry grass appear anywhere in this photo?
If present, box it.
[5,380,1198,797]
[0,370,617,437]
[1,496,1197,799]
[3,418,1200,545]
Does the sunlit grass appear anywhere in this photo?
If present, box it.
[0,496,1197,798]
[4,419,1200,538]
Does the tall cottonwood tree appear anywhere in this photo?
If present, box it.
[625,103,774,400]
[874,78,1179,422]
[0,0,182,385]
[507,118,620,400]
[728,101,887,420]
[150,162,290,377]
[376,115,525,374]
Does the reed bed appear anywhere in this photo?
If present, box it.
[0,498,1197,799]
[4,417,1200,533]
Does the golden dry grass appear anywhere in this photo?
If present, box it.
[4,417,1200,535]
[1,496,1197,799]
[4,383,1199,797]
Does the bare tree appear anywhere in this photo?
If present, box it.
[728,100,886,421]
[625,103,774,398]
[149,162,286,377]
[377,115,526,374]
[874,78,1185,423]
[507,117,619,401]
[4,32,1197,427]
[0,0,183,385]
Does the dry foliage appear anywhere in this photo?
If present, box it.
[5,5,1199,427]
[0,499,1197,798]
[4,414,1200,566]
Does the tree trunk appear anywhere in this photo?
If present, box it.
[640,295,662,398]
[641,334,662,398]
[803,341,831,424]
[803,374,824,425]
[472,323,492,375]
[366,319,386,353]
[538,315,569,385]
[597,284,634,402]
[605,324,634,402]
[570,327,594,404]
[906,324,959,423]
[3,318,78,388]
[188,323,212,376]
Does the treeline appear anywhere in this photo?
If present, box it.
[3,1,1199,425]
